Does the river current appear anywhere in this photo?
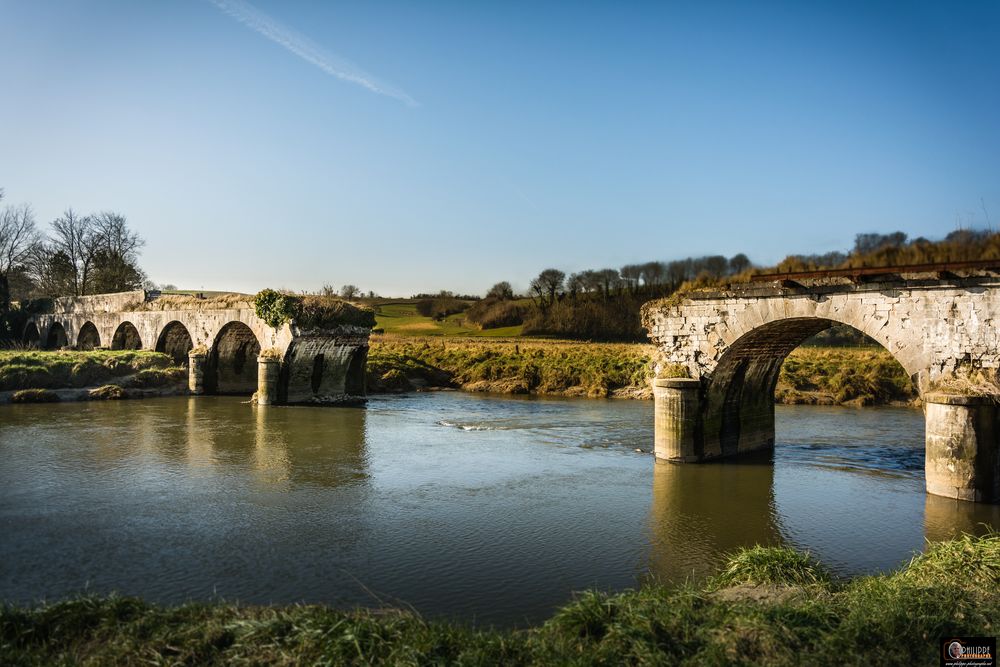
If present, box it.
[1,393,997,627]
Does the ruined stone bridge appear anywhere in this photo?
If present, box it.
[641,267,1000,503]
[22,291,371,405]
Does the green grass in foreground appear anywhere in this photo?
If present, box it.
[2,534,996,666]
[372,301,524,337]
[0,350,185,392]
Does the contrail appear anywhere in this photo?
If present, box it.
[207,0,418,106]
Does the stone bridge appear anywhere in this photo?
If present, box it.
[22,291,371,405]
[641,267,1000,503]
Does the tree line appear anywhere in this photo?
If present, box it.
[0,188,147,342]
[464,229,999,341]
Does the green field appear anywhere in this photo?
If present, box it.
[368,300,524,337]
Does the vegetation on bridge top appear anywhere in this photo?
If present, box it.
[2,532,995,666]
[253,289,376,330]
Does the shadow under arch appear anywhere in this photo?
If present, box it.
[155,321,194,365]
[22,322,40,347]
[700,318,917,459]
[77,321,101,350]
[111,321,142,350]
[648,453,782,583]
[206,321,261,395]
[44,322,68,350]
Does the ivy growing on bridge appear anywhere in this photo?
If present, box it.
[253,289,300,329]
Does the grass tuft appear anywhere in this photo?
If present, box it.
[712,546,832,589]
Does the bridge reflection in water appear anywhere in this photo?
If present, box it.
[646,452,1000,585]
[646,453,781,584]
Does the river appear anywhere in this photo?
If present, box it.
[1,393,997,627]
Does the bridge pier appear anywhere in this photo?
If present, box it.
[925,393,1000,503]
[653,378,703,462]
[256,355,280,406]
[188,350,207,395]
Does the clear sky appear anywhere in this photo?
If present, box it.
[1,0,997,296]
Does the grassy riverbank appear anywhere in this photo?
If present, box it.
[2,533,995,665]
[367,338,918,405]
[0,350,186,399]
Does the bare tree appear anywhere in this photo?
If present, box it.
[0,201,41,311]
[47,209,98,296]
[340,284,360,299]
[529,268,564,310]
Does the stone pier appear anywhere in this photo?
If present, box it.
[924,393,999,503]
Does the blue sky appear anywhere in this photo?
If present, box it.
[1,1,997,295]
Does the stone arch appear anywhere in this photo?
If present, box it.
[155,321,194,365]
[206,321,261,394]
[77,321,101,350]
[111,321,142,350]
[700,317,915,458]
[700,297,927,384]
[345,345,368,396]
[22,322,40,347]
[44,322,68,350]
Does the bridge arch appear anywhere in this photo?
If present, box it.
[77,321,102,350]
[112,321,143,350]
[22,322,40,347]
[206,321,261,394]
[44,322,68,350]
[155,321,194,364]
[700,317,914,458]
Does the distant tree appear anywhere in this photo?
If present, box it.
[566,273,584,299]
[485,281,514,301]
[702,255,729,278]
[620,264,642,293]
[0,199,40,312]
[728,253,751,275]
[529,268,565,310]
[594,268,621,297]
[639,261,667,289]
[88,212,145,293]
[854,232,907,256]
[340,284,360,299]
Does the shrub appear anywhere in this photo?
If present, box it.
[253,289,300,328]
[11,388,60,403]
[88,385,127,400]
[464,299,529,329]
[254,290,376,329]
